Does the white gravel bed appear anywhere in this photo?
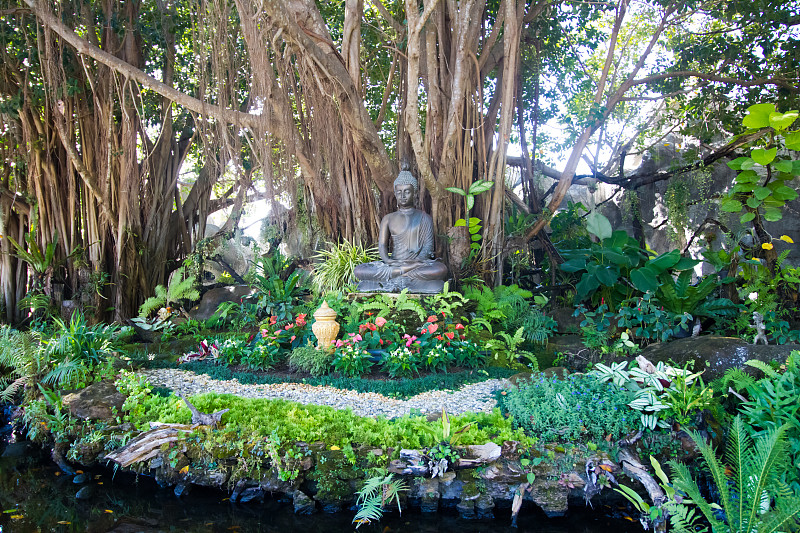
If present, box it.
[140,368,506,419]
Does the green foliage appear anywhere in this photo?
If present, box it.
[731,353,800,487]
[720,103,800,227]
[42,312,120,389]
[498,372,637,443]
[121,383,533,452]
[0,326,46,403]
[464,284,556,345]
[380,345,421,378]
[248,250,308,322]
[288,344,333,376]
[313,241,378,294]
[359,289,426,323]
[668,416,800,533]
[657,270,736,319]
[332,340,374,378]
[590,359,710,431]
[423,282,467,319]
[614,293,692,344]
[138,267,200,318]
[353,472,408,528]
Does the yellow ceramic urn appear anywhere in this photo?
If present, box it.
[312,301,339,352]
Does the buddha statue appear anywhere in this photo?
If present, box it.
[353,171,449,293]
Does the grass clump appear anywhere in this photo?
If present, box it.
[288,344,333,376]
[498,372,637,443]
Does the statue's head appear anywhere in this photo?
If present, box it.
[394,170,418,194]
[393,170,418,209]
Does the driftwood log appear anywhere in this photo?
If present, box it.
[104,424,197,468]
[178,393,229,427]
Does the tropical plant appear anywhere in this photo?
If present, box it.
[42,312,120,389]
[657,270,738,319]
[312,241,378,293]
[248,251,308,322]
[138,266,200,318]
[668,417,800,533]
[352,471,408,528]
[590,359,708,430]
[446,179,494,256]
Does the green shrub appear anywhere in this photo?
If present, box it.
[288,344,332,376]
[499,372,637,443]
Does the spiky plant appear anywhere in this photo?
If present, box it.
[312,241,378,294]
[668,416,800,533]
[42,312,119,388]
[138,267,200,318]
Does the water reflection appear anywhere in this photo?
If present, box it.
[0,445,641,533]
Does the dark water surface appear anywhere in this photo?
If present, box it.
[0,447,644,533]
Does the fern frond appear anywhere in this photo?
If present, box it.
[685,428,733,521]
[760,496,800,533]
[744,359,780,380]
[669,460,726,530]
[745,424,790,530]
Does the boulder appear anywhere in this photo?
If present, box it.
[62,381,126,422]
[640,336,797,381]
[293,490,316,515]
[188,285,256,321]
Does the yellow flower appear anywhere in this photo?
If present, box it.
[780,235,794,244]
[329,445,341,451]
[762,242,774,250]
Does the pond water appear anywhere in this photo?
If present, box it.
[0,445,647,533]
[0,405,643,533]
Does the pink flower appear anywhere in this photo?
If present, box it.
[336,340,343,348]
[290,335,296,342]
[269,316,277,325]
[375,316,387,327]
[405,338,413,347]
[428,323,438,334]
[285,323,294,330]
[354,334,363,342]
[427,315,438,323]
[261,329,269,338]
[296,314,307,326]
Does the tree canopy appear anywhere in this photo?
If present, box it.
[0,0,797,321]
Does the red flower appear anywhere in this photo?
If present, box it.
[285,323,294,330]
[296,314,307,326]
[445,331,455,340]
[421,328,428,335]
[428,323,439,334]
[436,335,443,341]
[427,315,438,323]
[269,316,277,325]
[366,322,377,331]
[290,335,296,342]
[455,323,465,330]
